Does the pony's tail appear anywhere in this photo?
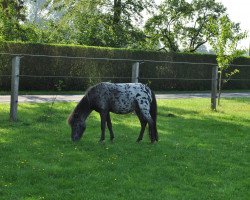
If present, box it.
[150,91,158,142]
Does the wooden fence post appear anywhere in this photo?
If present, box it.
[211,65,218,110]
[10,56,20,121]
[132,62,139,83]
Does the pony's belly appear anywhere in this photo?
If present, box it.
[110,102,135,114]
[112,109,133,114]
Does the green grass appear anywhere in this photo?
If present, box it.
[0,98,249,200]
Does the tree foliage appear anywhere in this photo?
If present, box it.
[0,0,26,40]
[0,0,247,55]
[145,0,227,52]
[27,0,154,47]
[208,15,247,105]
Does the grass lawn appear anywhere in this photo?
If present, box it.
[0,98,249,200]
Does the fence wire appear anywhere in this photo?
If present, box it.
[1,74,249,81]
[1,52,250,67]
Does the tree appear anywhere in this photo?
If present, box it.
[108,0,155,47]
[27,0,154,47]
[110,0,154,25]
[0,0,26,40]
[144,0,226,52]
[144,0,190,52]
[208,15,247,105]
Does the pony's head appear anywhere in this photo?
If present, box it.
[68,112,86,142]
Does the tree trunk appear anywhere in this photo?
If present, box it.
[113,0,122,24]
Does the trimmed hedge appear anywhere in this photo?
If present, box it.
[0,41,250,91]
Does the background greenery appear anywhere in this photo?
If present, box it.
[0,0,246,52]
[0,42,249,91]
[0,98,249,199]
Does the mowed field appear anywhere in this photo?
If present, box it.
[0,98,249,200]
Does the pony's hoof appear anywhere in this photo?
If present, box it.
[99,140,105,144]
[136,139,142,143]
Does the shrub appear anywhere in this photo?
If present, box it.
[0,42,249,91]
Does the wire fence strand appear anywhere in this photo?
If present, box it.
[1,74,250,81]
[18,75,131,79]
[1,52,250,67]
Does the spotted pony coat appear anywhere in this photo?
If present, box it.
[68,82,158,143]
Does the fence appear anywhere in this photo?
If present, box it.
[0,52,250,121]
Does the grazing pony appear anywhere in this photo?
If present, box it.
[68,82,158,143]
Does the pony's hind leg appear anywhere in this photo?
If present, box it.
[146,117,156,143]
[135,109,147,142]
[139,112,156,143]
[106,112,114,141]
[137,103,156,143]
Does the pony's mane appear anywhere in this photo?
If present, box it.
[67,94,90,125]
[67,82,109,125]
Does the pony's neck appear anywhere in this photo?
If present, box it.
[76,96,92,121]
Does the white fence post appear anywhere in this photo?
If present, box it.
[10,56,20,121]
[211,65,218,110]
[132,62,139,83]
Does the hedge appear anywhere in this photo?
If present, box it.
[0,41,249,91]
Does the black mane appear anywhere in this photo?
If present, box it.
[67,95,90,125]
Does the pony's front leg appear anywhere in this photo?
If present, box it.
[107,112,114,142]
[99,112,107,143]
